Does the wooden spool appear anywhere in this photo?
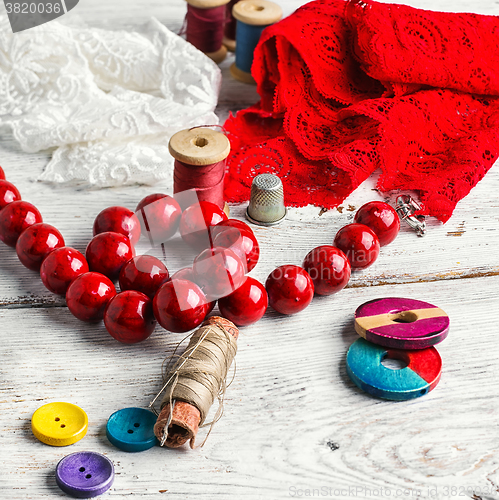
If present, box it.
[169,128,231,215]
[222,36,237,52]
[230,0,283,84]
[186,0,231,64]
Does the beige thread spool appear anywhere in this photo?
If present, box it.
[170,127,230,216]
[230,0,283,84]
[186,0,231,64]
[152,317,239,448]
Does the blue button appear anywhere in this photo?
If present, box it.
[55,451,114,498]
[106,407,158,452]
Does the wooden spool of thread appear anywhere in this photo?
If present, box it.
[170,127,230,214]
[222,0,241,52]
[186,0,231,64]
[230,0,283,84]
[153,317,239,448]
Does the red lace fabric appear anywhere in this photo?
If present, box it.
[223,0,499,222]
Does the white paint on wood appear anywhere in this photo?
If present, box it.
[1,0,499,498]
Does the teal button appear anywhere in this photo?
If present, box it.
[106,408,157,452]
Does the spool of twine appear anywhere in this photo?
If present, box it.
[223,0,241,51]
[153,317,239,448]
[170,127,230,212]
[230,0,283,84]
[186,0,231,64]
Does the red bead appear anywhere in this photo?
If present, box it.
[86,232,134,281]
[212,226,260,273]
[0,200,43,247]
[104,290,156,344]
[93,206,141,245]
[265,265,314,315]
[171,267,216,314]
[302,245,351,296]
[119,255,169,299]
[0,166,5,180]
[135,193,181,244]
[211,219,254,240]
[218,277,268,326]
[179,201,228,250]
[66,272,116,322]
[40,247,89,295]
[171,267,197,282]
[16,223,65,271]
[193,246,246,301]
[152,279,209,333]
[333,223,380,269]
[0,180,21,210]
[354,201,400,246]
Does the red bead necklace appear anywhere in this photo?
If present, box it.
[0,168,401,346]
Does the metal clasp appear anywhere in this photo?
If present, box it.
[395,195,426,236]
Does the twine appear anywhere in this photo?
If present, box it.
[159,322,238,437]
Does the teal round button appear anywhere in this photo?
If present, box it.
[106,408,157,452]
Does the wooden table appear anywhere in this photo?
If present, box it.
[1,0,499,498]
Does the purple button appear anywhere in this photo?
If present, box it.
[55,452,114,498]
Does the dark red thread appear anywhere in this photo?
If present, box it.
[224,0,240,41]
[186,4,226,54]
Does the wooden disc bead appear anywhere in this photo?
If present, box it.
[354,297,450,350]
[346,338,442,401]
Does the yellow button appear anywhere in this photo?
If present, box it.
[32,402,88,446]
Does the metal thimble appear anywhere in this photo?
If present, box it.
[246,174,287,226]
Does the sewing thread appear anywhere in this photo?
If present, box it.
[186,3,227,56]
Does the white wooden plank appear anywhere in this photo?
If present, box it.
[1,276,498,499]
[1,0,499,498]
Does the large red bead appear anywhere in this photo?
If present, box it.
[333,223,380,269]
[171,267,197,282]
[0,200,43,247]
[86,232,134,281]
[211,218,254,240]
[66,272,116,322]
[118,255,169,299]
[16,223,65,271]
[40,247,89,295]
[171,267,216,314]
[265,265,314,315]
[193,246,246,300]
[93,206,141,245]
[135,193,181,244]
[302,245,351,296]
[212,226,260,273]
[104,290,156,344]
[0,180,21,210]
[0,166,5,180]
[152,279,209,333]
[179,201,228,250]
[218,277,268,326]
[354,201,400,246]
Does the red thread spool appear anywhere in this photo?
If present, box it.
[223,0,241,51]
[186,0,230,64]
[170,128,230,213]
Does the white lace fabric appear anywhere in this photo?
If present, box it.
[0,15,221,187]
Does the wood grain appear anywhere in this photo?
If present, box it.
[1,0,499,499]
